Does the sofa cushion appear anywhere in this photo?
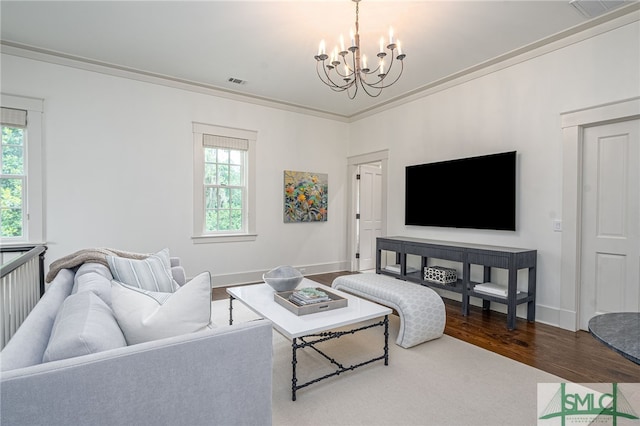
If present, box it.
[72,263,112,307]
[111,271,212,345]
[42,291,127,363]
[74,262,113,281]
[1,269,76,372]
[107,248,178,293]
[171,265,187,287]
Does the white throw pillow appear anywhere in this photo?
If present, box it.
[107,248,178,293]
[111,271,212,345]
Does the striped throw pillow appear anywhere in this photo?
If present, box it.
[107,249,178,293]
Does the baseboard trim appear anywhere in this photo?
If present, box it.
[210,261,351,288]
[534,304,562,329]
[558,309,578,332]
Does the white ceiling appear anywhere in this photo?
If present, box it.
[0,1,636,118]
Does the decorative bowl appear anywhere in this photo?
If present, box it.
[263,265,303,292]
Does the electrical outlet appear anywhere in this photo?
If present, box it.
[553,219,562,232]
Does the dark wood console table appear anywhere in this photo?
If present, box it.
[376,236,537,330]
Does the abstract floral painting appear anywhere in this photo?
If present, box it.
[283,170,328,223]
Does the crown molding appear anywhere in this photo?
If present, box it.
[0,41,350,123]
[348,2,640,121]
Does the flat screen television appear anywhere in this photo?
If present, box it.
[405,151,516,231]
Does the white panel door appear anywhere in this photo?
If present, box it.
[358,164,383,271]
[579,119,640,330]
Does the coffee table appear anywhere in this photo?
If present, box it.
[227,278,392,400]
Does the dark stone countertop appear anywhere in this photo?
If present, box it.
[589,312,640,365]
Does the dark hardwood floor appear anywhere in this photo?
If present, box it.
[214,271,640,383]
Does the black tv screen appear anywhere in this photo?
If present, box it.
[405,151,516,231]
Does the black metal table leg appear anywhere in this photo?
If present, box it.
[288,316,389,401]
[384,315,389,366]
[292,338,298,401]
[228,295,234,325]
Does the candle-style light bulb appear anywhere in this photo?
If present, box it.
[397,40,402,55]
[379,37,384,53]
[350,29,355,47]
[389,27,394,44]
[380,59,385,75]
[362,54,367,70]
[318,40,325,55]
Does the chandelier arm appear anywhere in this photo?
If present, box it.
[316,61,353,91]
[321,62,344,88]
[315,64,343,90]
[346,83,358,100]
[358,48,397,87]
[361,59,404,90]
[359,70,384,88]
[380,59,404,87]
[357,80,385,97]
[336,64,355,80]
[315,63,334,87]
[328,76,356,92]
[348,71,359,99]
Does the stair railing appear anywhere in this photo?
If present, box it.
[0,245,47,350]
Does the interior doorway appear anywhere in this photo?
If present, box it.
[560,97,640,332]
[356,163,383,271]
[578,119,639,330]
[347,150,388,272]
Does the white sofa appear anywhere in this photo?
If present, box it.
[1,260,273,426]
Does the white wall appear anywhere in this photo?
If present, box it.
[0,55,350,285]
[349,21,640,326]
[2,18,638,328]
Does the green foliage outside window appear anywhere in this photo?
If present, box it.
[1,126,25,238]
[204,147,244,232]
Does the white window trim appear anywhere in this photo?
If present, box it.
[192,122,257,244]
[0,93,45,245]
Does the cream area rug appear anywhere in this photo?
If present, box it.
[211,298,563,426]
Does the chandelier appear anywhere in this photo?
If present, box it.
[313,0,405,99]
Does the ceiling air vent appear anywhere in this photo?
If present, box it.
[569,0,627,18]
[227,77,247,85]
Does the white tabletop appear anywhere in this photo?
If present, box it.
[227,278,392,339]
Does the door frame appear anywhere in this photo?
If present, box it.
[347,150,389,272]
[560,97,640,331]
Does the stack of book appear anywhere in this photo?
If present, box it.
[289,288,331,306]
[473,282,520,297]
[384,264,420,274]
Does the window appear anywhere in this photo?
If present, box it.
[1,110,26,238]
[204,138,245,232]
[193,123,256,243]
[0,96,44,244]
